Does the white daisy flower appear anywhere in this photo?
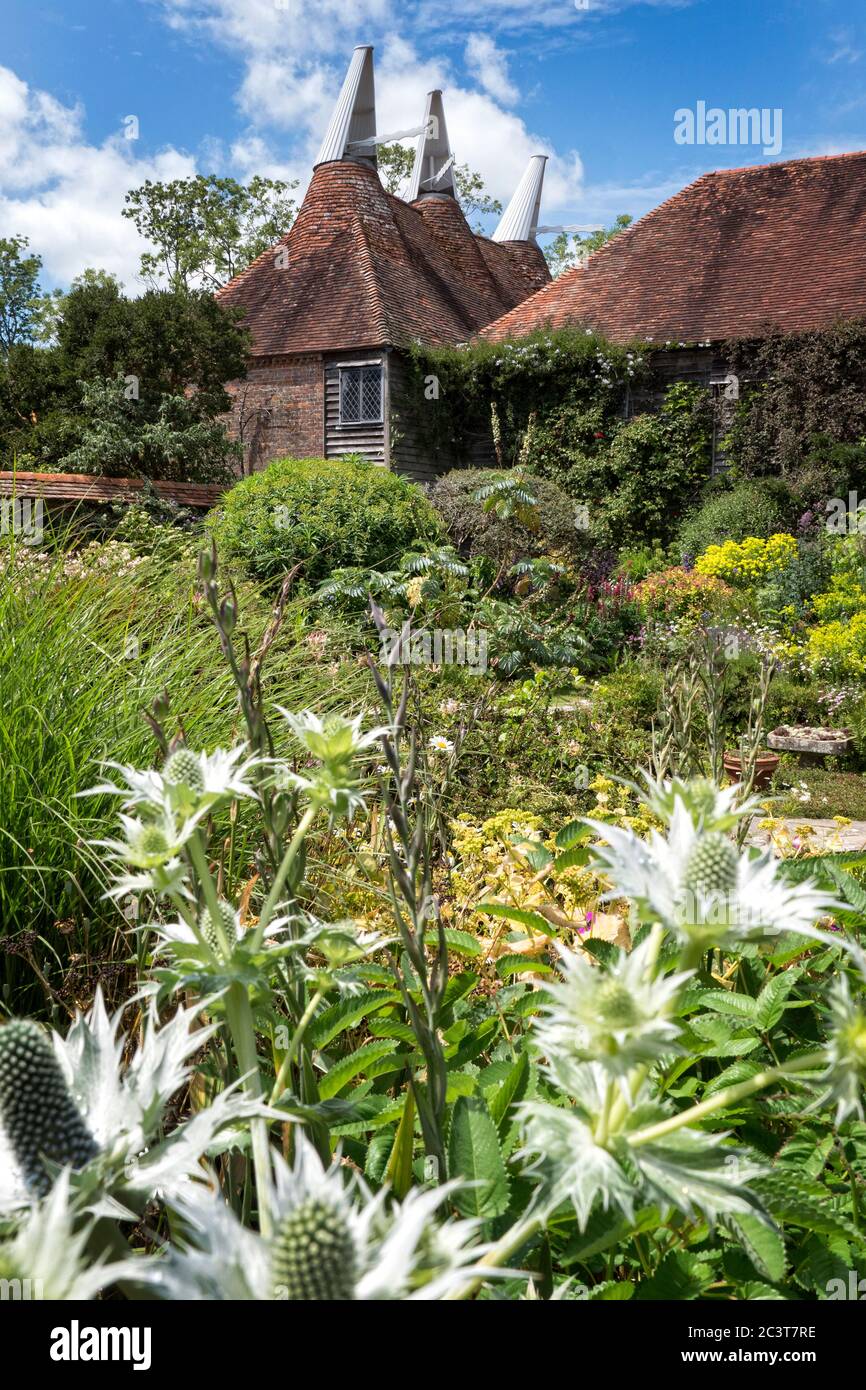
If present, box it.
[428,735,454,754]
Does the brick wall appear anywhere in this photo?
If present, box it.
[223,354,324,473]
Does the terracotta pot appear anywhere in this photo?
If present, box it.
[723,750,780,789]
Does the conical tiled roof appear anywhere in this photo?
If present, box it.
[217,160,549,355]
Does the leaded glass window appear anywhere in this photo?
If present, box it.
[339,365,382,424]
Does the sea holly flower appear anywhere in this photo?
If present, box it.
[519,1061,766,1231]
[0,1170,135,1300]
[135,1137,498,1301]
[0,992,277,1214]
[821,973,866,1122]
[274,709,390,819]
[534,935,691,1092]
[586,776,838,949]
[87,745,262,819]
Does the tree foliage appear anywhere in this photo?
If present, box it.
[543,214,633,278]
[377,144,503,231]
[122,174,298,291]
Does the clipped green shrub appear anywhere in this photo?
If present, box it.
[209,457,441,584]
[677,478,793,560]
[430,467,587,569]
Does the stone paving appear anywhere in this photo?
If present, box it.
[747,817,866,856]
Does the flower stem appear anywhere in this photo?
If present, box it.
[270,988,324,1105]
[442,1212,544,1301]
[187,834,274,1235]
[251,804,318,950]
[627,1050,825,1148]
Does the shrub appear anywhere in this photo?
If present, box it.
[633,567,734,623]
[528,383,713,548]
[676,478,793,559]
[695,533,798,585]
[209,457,441,584]
[430,467,585,570]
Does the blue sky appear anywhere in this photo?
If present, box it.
[2,0,864,289]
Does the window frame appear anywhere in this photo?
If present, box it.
[337,362,384,427]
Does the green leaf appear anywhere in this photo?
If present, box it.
[755,971,801,1031]
[488,1051,530,1140]
[726,1214,786,1284]
[553,845,591,872]
[308,989,399,1049]
[495,955,552,979]
[556,820,591,850]
[699,989,761,1023]
[384,1087,416,1199]
[423,927,482,957]
[636,1251,715,1300]
[318,1041,402,1099]
[588,1280,634,1300]
[447,1095,511,1220]
[476,903,552,935]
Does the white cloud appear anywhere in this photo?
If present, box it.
[153,1,586,213]
[464,34,519,104]
[0,66,194,288]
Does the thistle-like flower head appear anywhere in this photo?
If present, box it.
[0,1170,136,1300]
[136,1136,497,1301]
[0,1021,99,1196]
[587,775,838,949]
[822,973,866,1123]
[0,992,276,1215]
[86,745,262,820]
[275,709,390,819]
[535,934,690,1092]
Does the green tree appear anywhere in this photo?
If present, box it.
[122,174,298,291]
[544,213,633,278]
[57,376,239,483]
[377,145,502,232]
[0,236,62,353]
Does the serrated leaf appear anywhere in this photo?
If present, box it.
[726,1213,786,1283]
[755,971,801,1031]
[699,990,761,1023]
[495,954,552,978]
[555,820,591,850]
[488,1050,530,1139]
[424,927,481,957]
[309,989,399,1049]
[384,1087,416,1198]
[588,1280,634,1300]
[553,845,591,872]
[636,1251,714,1300]
[318,1040,401,1099]
[448,1095,511,1220]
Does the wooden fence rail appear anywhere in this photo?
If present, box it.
[0,471,227,510]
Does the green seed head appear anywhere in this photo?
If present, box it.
[596,978,640,1030]
[133,823,172,864]
[198,900,238,956]
[163,749,205,797]
[271,1198,357,1301]
[684,832,739,897]
[0,1021,98,1195]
